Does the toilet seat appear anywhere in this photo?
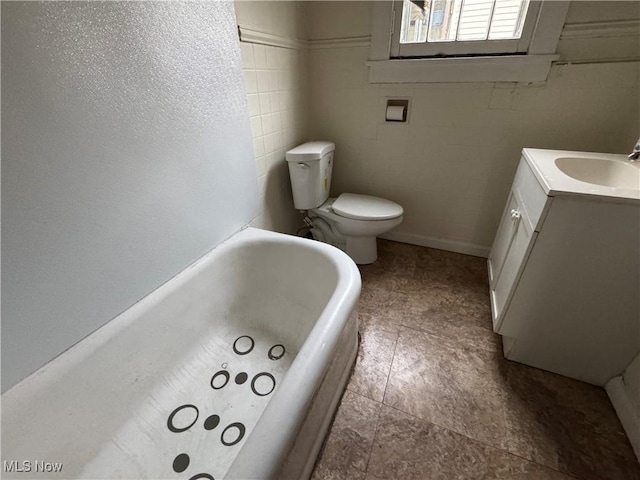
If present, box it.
[310,196,404,264]
[332,193,403,221]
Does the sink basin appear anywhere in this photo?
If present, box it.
[555,157,640,190]
[523,149,640,204]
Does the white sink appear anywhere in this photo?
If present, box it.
[555,157,640,190]
[522,149,640,203]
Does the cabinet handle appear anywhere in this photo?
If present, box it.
[510,209,521,220]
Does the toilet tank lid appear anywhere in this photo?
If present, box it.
[332,193,403,221]
[286,141,335,162]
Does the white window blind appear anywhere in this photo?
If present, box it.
[400,0,530,45]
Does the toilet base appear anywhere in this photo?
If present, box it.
[307,204,401,265]
[346,236,378,265]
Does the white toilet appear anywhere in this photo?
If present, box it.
[286,141,403,264]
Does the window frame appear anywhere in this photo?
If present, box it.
[368,0,570,83]
[391,0,540,58]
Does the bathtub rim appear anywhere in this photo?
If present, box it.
[225,227,362,479]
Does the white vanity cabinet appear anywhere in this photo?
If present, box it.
[488,149,640,386]
[488,158,547,331]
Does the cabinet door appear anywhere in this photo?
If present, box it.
[488,191,535,331]
[488,192,519,287]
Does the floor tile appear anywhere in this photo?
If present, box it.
[451,284,493,319]
[499,361,640,480]
[384,324,640,480]
[366,405,575,480]
[347,313,398,403]
[365,240,419,277]
[401,287,500,353]
[384,327,508,447]
[314,464,366,480]
[311,390,381,480]
[359,240,423,294]
[414,246,488,292]
[358,284,409,328]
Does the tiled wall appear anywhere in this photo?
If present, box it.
[239,42,309,234]
[235,1,309,234]
[306,1,640,255]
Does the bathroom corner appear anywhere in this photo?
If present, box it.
[234,1,311,235]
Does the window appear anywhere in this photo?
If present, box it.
[368,0,570,83]
[396,0,535,56]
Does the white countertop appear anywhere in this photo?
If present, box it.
[522,148,640,204]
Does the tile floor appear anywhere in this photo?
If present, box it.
[311,240,639,480]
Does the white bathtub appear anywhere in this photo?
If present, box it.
[1,227,361,480]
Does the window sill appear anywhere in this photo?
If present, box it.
[366,54,559,84]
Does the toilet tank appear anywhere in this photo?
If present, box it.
[286,141,335,210]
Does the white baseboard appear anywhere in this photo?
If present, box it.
[380,231,491,258]
[605,376,640,462]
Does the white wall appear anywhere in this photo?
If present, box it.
[235,2,310,234]
[607,352,640,460]
[235,0,306,40]
[305,1,640,255]
[559,1,640,63]
[305,1,372,40]
[2,2,259,392]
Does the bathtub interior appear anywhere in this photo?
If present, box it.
[79,328,295,480]
[212,239,340,353]
[2,235,343,480]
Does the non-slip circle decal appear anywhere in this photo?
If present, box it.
[167,404,199,433]
[251,372,276,397]
[235,372,248,385]
[204,414,220,431]
[268,344,286,360]
[210,370,230,390]
[188,474,215,480]
[172,453,190,473]
[233,335,254,355]
[220,422,246,447]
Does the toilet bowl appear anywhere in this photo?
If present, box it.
[310,195,403,264]
[286,141,403,264]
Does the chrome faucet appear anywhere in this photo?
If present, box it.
[629,137,640,161]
